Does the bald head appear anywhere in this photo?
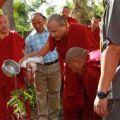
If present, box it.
[66,47,88,73]
[47,14,68,40]
[48,14,67,25]
[66,47,87,64]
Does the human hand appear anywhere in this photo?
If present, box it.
[94,96,109,116]
[25,71,34,85]
[26,62,37,73]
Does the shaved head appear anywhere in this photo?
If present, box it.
[66,47,87,64]
[47,14,68,40]
[66,47,88,74]
[48,14,67,26]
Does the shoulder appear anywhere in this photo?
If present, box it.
[10,30,24,40]
[25,30,36,42]
[68,17,78,23]
[10,30,21,36]
[69,23,87,33]
[27,30,36,37]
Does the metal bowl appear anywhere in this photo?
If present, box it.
[2,59,20,77]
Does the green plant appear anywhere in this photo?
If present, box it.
[7,85,36,119]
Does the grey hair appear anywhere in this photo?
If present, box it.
[66,47,88,64]
[31,12,46,21]
[48,14,67,25]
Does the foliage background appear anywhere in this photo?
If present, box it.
[3,0,104,33]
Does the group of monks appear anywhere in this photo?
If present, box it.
[0,1,102,119]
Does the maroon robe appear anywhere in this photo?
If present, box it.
[91,27,100,49]
[0,31,31,120]
[49,24,98,119]
[81,50,101,120]
[67,16,78,24]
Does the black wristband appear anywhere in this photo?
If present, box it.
[97,91,109,99]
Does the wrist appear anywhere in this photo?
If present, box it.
[97,91,110,99]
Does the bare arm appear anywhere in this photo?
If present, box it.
[28,40,50,57]
[94,43,120,116]
[19,40,50,63]
[98,43,120,92]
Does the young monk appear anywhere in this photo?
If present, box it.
[66,47,101,120]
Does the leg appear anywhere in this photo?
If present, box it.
[47,62,61,120]
[35,64,48,120]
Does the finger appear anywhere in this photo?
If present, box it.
[101,107,109,116]
[99,105,105,116]
[94,105,101,116]
[94,98,101,115]
[96,104,109,116]
[94,101,104,116]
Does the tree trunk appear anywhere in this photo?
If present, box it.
[72,0,93,24]
[3,0,15,30]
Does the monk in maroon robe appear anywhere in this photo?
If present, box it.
[0,14,31,120]
[90,15,101,49]
[48,24,99,119]
[67,17,78,24]
[66,47,101,120]
[62,6,78,24]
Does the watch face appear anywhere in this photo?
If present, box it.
[97,91,108,99]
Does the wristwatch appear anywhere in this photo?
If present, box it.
[97,91,109,99]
